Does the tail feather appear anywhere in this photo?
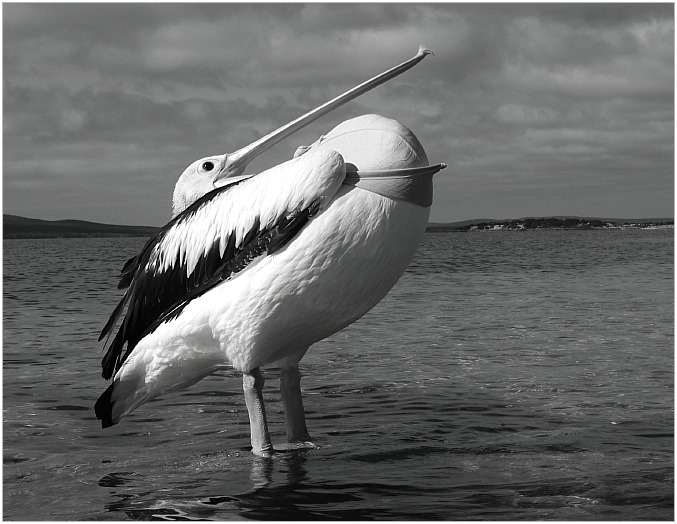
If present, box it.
[94,383,118,428]
[94,376,145,428]
[94,349,227,429]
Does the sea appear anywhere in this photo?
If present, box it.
[3,229,673,520]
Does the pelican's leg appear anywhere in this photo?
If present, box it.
[280,364,317,449]
[242,368,274,456]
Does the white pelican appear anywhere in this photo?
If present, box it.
[95,47,446,455]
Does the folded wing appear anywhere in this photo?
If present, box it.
[99,149,346,379]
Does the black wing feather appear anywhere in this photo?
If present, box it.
[117,254,139,289]
[99,182,318,380]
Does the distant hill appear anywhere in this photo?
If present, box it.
[426,216,674,232]
[427,219,497,230]
[3,215,159,239]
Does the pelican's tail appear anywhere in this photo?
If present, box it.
[94,382,122,428]
[94,365,170,428]
[94,341,227,428]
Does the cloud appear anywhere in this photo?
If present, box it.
[496,104,561,125]
[2,3,673,224]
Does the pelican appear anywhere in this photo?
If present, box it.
[95,47,446,455]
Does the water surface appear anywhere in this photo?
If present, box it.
[3,230,673,520]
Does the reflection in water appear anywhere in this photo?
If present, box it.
[98,449,318,520]
[97,449,425,520]
[248,456,274,491]
[204,451,320,519]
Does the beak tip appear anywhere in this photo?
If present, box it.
[417,45,434,58]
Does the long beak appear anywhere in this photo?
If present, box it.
[218,46,433,180]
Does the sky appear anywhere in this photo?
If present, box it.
[3,3,674,226]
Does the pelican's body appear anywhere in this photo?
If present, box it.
[96,49,445,454]
[102,144,431,420]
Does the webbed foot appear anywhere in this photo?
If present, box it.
[273,441,320,453]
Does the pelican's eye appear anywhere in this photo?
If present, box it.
[197,160,219,177]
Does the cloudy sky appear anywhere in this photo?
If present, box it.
[3,3,674,226]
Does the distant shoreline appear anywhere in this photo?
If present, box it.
[427,217,674,232]
[3,214,673,239]
[3,214,158,239]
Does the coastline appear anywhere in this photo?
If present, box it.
[426,217,674,233]
[3,214,673,239]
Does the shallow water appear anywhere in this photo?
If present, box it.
[3,230,673,520]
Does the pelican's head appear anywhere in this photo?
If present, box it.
[172,153,252,216]
[170,46,433,217]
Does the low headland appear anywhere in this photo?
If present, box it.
[3,214,673,239]
[427,217,673,232]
